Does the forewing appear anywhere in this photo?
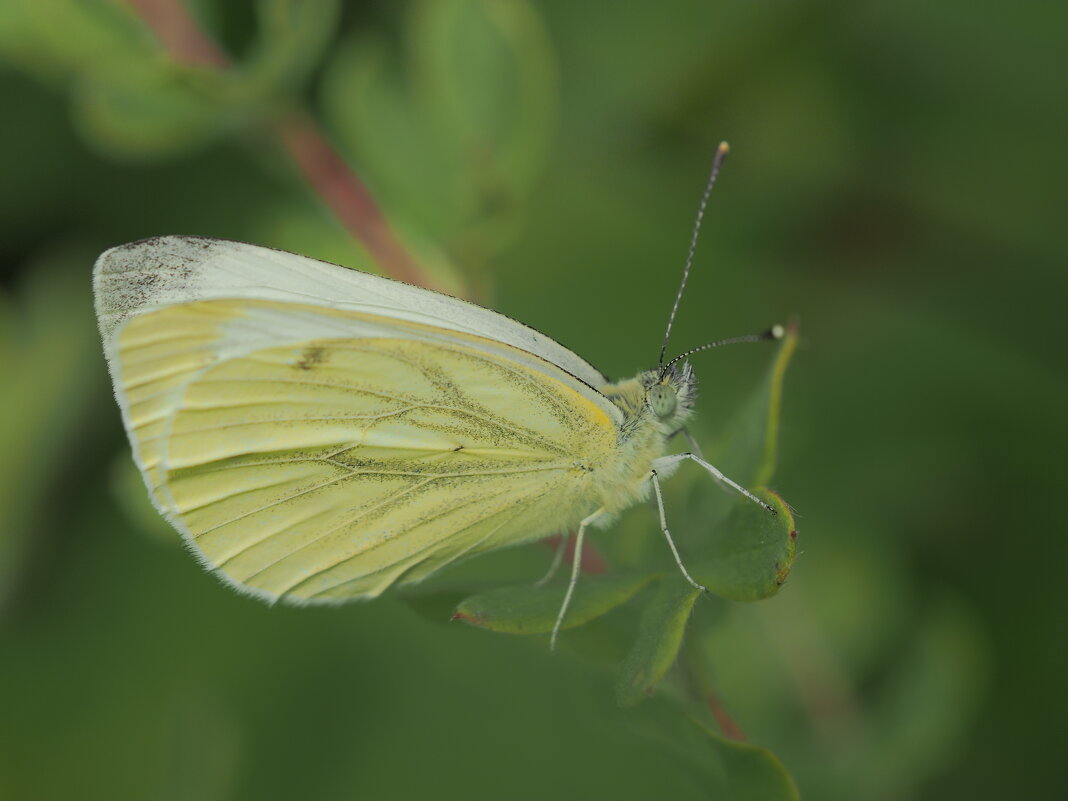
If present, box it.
[108,298,617,603]
[95,235,609,388]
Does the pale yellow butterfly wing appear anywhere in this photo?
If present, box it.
[96,238,623,604]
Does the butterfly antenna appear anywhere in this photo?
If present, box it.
[657,141,731,371]
[659,325,784,381]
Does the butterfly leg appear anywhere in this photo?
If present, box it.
[550,508,606,651]
[668,426,705,460]
[650,470,708,593]
[535,534,569,587]
[652,453,776,514]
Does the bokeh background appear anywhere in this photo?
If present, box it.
[0,2,1063,799]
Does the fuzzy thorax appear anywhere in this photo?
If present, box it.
[590,362,698,517]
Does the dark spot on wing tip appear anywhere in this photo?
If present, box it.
[110,234,217,253]
[110,239,150,254]
[295,346,326,371]
[112,234,176,252]
[453,444,464,452]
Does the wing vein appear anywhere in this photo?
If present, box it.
[191,460,568,538]
[223,475,439,573]
[284,478,558,599]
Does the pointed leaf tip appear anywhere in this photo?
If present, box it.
[616,578,702,707]
[689,717,801,801]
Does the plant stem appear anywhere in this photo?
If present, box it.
[272,111,441,290]
[679,635,748,741]
[706,691,748,741]
[128,0,229,68]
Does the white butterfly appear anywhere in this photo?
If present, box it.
[94,144,780,647]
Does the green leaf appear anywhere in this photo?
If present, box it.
[0,0,220,157]
[322,0,557,259]
[397,581,502,625]
[616,577,701,707]
[687,717,801,801]
[691,489,798,601]
[0,249,103,611]
[1,0,341,159]
[324,38,456,238]
[413,0,556,189]
[628,698,800,801]
[241,0,341,102]
[700,321,800,524]
[0,0,155,82]
[73,70,225,159]
[453,572,657,635]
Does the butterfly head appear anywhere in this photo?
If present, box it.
[644,361,696,428]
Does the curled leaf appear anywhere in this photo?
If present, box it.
[691,489,797,601]
[453,572,657,635]
[688,716,801,801]
[616,577,702,707]
[627,697,800,801]
[700,320,800,525]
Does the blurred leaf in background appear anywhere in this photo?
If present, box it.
[0,0,340,158]
[0,0,1064,799]
[0,249,103,611]
[323,0,556,293]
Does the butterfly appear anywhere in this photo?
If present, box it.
[94,143,781,647]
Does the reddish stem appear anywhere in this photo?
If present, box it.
[128,0,230,68]
[274,113,438,290]
[544,533,607,575]
[707,693,747,741]
[128,0,440,291]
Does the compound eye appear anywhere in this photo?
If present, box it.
[648,385,678,418]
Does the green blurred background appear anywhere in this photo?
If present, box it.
[0,1,1063,799]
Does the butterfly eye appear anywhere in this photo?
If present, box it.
[648,384,678,419]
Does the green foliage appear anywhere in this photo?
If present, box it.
[322,0,556,266]
[244,0,341,98]
[700,321,799,523]
[0,250,102,610]
[616,577,702,707]
[0,0,155,81]
[689,490,796,601]
[455,572,658,634]
[0,0,340,157]
[0,0,1057,798]
[687,719,800,801]
[627,697,800,801]
[439,323,802,793]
